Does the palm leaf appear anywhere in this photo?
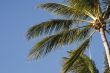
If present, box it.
[28,28,80,59]
[26,19,73,39]
[63,53,99,73]
[65,0,101,18]
[61,38,91,73]
[38,3,87,19]
[28,26,92,59]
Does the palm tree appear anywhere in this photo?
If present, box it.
[26,0,110,73]
[62,51,110,73]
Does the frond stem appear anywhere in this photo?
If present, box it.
[87,30,96,39]
[72,25,89,30]
[84,10,96,20]
[73,19,93,23]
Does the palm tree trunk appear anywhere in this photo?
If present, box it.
[100,28,110,68]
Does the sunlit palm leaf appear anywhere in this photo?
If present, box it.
[39,3,87,19]
[65,0,101,18]
[61,38,91,73]
[63,53,99,73]
[65,0,98,8]
[26,19,73,39]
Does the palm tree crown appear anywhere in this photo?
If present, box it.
[26,0,110,73]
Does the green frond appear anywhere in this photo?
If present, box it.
[61,39,91,73]
[80,55,99,73]
[38,3,87,18]
[26,19,73,40]
[62,53,99,73]
[28,25,94,60]
[28,28,80,59]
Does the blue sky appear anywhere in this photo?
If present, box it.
[0,0,107,73]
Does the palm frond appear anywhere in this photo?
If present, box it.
[62,53,99,73]
[61,39,91,73]
[65,0,101,18]
[76,26,92,41]
[38,3,87,19]
[84,10,96,20]
[81,55,99,73]
[26,19,73,39]
[28,28,80,59]
[28,25,93,60]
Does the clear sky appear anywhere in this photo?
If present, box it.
[0,0,107,73]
